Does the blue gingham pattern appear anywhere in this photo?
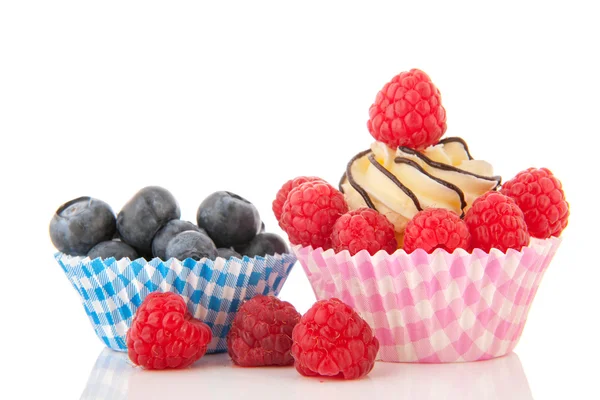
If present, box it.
[55,252,296,354]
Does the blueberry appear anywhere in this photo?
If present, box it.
[216,248,242,260]
[165,230,218,261]
[152,220,204,260]
[117,186,180,255]
[196,191,261,248]
[49,196,116,256]
[88,240,139,260]
[237,233,289,258]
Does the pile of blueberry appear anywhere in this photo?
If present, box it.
[49,186,289,261]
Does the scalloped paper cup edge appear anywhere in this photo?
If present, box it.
[56,252,297,354]
[294,237,561,362]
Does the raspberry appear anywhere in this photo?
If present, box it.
[465,192,530,252]
[367,68,447,150]
[272,176,323,222]
[227,295,301,367]
[500,168,569,239]
[331,208,397,255]
[291,298,379,380]
[403,208,470,254]
[279,180,348,250]
[126,292,212,370]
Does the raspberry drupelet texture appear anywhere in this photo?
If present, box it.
[279,180,348,250]
[272,176,323,222]
[367,68,447,150]
[500,168,569,239]
[331,208,397,255]
[291,298,379,380]
[404,208,470,254]
[126,292,212,370]
[227,295,301,367]
[465,192,530,252]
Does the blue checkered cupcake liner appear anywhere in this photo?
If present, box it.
[55,252,296,354]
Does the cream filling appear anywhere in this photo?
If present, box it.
[340,138,500,235]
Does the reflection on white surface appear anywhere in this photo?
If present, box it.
[81,348,533,400]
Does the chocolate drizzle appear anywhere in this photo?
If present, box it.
[367,154,423,212]
[340,137,501,218]
[438,137,474,160]
[339,149,377,210]
[393,156,467,217]
[397,144,502,189]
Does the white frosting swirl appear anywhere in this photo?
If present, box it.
[340,138,500,239]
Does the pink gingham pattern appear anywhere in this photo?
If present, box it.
[294,237,561,363]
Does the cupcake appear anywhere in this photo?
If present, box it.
[273,68,569,362]
[52,187,295,354]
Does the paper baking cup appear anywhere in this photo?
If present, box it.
[56,252,296,354]
[294,237,561,363]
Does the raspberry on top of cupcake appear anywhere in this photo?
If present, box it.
[273,68,569,254]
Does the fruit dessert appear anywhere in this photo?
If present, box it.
[340,138,501,247]
[50,187,289,261]
[274,68,568,362]
[52,186,296,354]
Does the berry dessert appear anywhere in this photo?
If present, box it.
[227,295,301,367]
[126,292,212,370]
[52,186,296,355]
[277,68,568,363]
[291,298,379,379]
[50,187,289,261]
[340,138,500,249]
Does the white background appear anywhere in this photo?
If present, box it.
[1,1,598,399]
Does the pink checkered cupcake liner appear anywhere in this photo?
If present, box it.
[294,237,561,363]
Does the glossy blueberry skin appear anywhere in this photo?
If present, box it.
[152,220,204,260]
[237,233,289,258]
[117,186,180,255]
[165,230,217,261]
[216,247,242,260]
[88,240,139,260]
[196,191,261,248]
[49,196,116,256]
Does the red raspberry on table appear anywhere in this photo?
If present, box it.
[126,292,212,370]
[227,295,301,367]
[280,180,348,250]
[500,168,569,239]
[291,298,379,380]
[272,176,324,222]
[367,68,447,150]
[404,208,470,254]
[331,208,397,255]
[465,192,530,252]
